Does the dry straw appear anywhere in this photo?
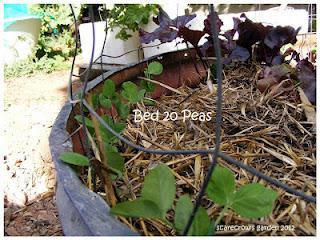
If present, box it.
[94,62,315,236]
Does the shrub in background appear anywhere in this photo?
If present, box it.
[29,4,81,59]
[108,4,158,40]
[5,4,81,78]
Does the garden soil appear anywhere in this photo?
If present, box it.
[4,68,82,236]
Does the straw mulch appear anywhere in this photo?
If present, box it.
[109,62,316,236]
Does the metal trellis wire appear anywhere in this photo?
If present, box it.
[68,3,316,236]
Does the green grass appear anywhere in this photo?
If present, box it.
[4,55,71,79]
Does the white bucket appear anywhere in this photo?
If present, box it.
[79,21,141,65]
[218,7,309,34]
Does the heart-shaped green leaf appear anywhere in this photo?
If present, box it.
[74,115,94,129]
[99,94,112,109]
[141,164,176,218]
[103,79,116,97]
[104,142,119,153]
[110,92,121,104]
[140,80,156,93]
[188,207,211,236]
[111,164,176,221]
[99,116,125,144]
[113,122,126,133]
[114,101,130,120]
[110,199,162,219]
[207,220,216,236]
[59,152,89,166]
[138,89,146,100]
[121,81,146,104]
[174,195,193,234]
[231,183,277,218]
[147,61,163,75]
[105,151,124,176]
[206,165,235,206]
[91,93,99,110]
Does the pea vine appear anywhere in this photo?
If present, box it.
[60,60,163,175]
[110,164,277,236]
[59,60,277,235]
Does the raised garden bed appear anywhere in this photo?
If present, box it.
[50,49,316,236]
[49,49,209,235]
[50,5,316,236]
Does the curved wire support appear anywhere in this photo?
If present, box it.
[67,3,316,237]
[83,100,316,204]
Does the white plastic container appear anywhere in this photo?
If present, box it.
[218,7,309,34]
[4,18,41,65]
[79,21,141,65]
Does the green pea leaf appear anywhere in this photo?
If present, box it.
[59,152,89,166]
[140,80,156,93]
[110,199,162,219]
[115,28,132,40]
[113,122,126,133]
[206,165,235,206]
[207,220,216,236]
[121,81,146,104]
[91,93,99,110]
[110,164,176,221]
[74,115,94,129]
[99,94,112,109]
[114,101,130,120]
[141,164,176,218]
[147,61,163,75]
[175,207,215,236]
[231,183,277,218]
[188,207,211,236]
[103,79,116,97]
[121,81,138,98]
[110,92,121,103]
[99,115,126,144]
[99,115,114,143]
[138,89,146,100]
[174,195,193,234]
[104,142,119,153]
[105,151,124,176]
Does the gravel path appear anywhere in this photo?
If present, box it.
[4,69,81,236]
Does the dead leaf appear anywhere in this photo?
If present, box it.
[296,58,316,105]
[257,76,279,93]
[257,64,293,93]
[263,64,291,79]
[268,79,294,96]
[298,87,316,123]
